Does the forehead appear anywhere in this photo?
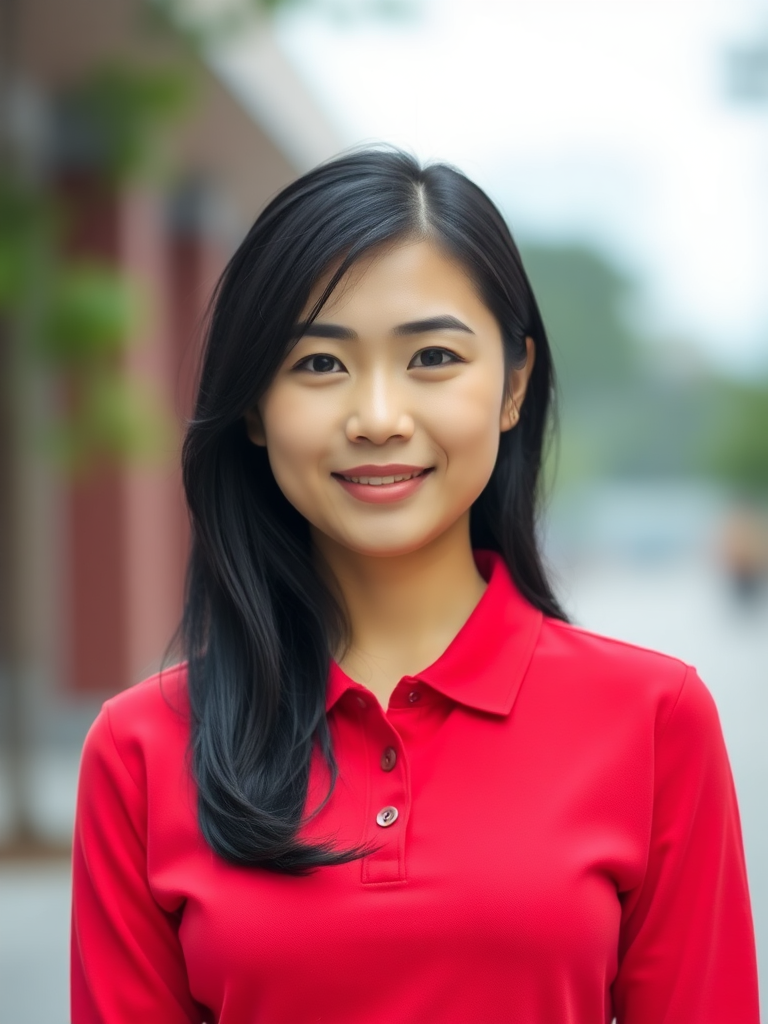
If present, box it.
[300,238,490,324]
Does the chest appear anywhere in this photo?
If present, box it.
[160,689,651,1019]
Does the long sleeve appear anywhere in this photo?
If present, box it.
[613,667,759,1023]
[71,705,206,1024]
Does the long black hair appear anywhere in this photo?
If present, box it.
[181,147,566,874]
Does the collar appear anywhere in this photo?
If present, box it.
[326,550,544,717]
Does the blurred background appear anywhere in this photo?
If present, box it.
[1,0,767,1019]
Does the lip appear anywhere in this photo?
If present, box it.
[331,464,433,504]
[334,464,429,477]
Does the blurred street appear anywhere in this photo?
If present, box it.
[1,546,766,1024]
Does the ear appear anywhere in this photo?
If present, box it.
[500,336,536,432]
[244,407,267,447]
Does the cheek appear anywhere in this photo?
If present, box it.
[431,377,505,483]
[259,390,331,514]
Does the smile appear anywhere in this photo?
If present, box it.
[331,466,434,504]
[339,470,426,485]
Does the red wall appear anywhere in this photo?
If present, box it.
[61,174,225,693]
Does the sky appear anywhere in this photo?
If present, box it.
[258,0,768,378]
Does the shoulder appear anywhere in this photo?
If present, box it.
[539,615,691,685]
[101,662,190,744]
[103,661,189,723]
[530,619,727,767]
[83,663,191,787]
[534,616,699,729]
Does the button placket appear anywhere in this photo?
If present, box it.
[357,704,409,885]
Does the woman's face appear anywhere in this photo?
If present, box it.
[246,238,533,559]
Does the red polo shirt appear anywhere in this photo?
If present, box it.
[71,551,759,1023]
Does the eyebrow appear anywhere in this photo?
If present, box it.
[393,315,475,337]
[293,314,475,340]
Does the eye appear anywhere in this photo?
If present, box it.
[409,347,462,368]
[295,353,345,374]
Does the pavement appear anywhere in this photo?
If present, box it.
[0,553,766,1023]
[0,861,71,1024]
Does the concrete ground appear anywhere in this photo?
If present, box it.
[0,862,71,1024]
[1,553,766,1023]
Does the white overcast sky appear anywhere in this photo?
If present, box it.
[265,0,768,376]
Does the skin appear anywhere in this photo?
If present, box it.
[245,238,534,706]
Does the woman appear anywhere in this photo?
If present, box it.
[71,149,759,1023]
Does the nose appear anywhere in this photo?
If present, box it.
[345,369,415,445]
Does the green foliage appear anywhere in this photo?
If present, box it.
[29,262,167,470]
[522,243,645,486]
[39,264,140,366]
[0,60,186,472]
[64,63,193,183]
[525,241,768,494]
[0,177,52,311]
[42,371,172,472]
[521,243,638,397]
[705,382,768,494]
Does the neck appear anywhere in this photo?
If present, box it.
[312,515,487,706]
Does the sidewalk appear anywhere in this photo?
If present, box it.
[0,861,71,1024]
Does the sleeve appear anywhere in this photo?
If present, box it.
[612,667,760,1024]
[71,705,207,1024]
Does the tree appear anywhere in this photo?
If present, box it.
[705,382,768,496]
[521,243,638,398]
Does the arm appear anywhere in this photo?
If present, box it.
[613,668,759,1023]
[71,706,207,1024]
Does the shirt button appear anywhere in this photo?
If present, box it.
[380,747,397,771]
[376,806,399,827]
[407,689,421,703]
[355,695,367,709]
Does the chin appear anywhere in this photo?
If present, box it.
[335,523,457,560]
